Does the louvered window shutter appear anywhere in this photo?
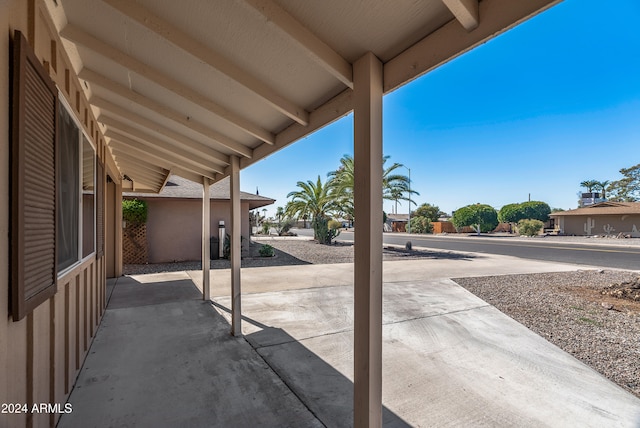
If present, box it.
[10,30,58,321]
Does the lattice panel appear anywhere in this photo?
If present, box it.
[123,224,148,264]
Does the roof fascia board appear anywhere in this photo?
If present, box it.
[384,0,562,93]
[242,88,354,169]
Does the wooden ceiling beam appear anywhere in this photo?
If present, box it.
[102,121,227,173]
[95,103,232,165]
[117,164,166,188]
[91,96,251,159]
[108,139,217,179]
[60,24,274,146]
[103,0,310,126]
[441,0,479,31]
[239,0,353,89]
[79,68,273,148]
[105,129,223,174]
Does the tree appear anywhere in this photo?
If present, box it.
[451,204,498,234]
[285,176,337,241]
[328,154,419,220]
[580,180,599,193]
[411,203,442,223]
[520,201,551,222]
[594,180,610,199]
[497,203,521,223]
[498,201,550,223]
[607,164,640,202]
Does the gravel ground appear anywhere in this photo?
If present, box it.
[455,270,640,398]
[123,238,473,274]
[124,237,640,398]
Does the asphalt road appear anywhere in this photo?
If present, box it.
[294,228,640,270]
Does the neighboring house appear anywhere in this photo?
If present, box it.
[125,175,274,263]
[550,202,640,237]
[387,213,409,232]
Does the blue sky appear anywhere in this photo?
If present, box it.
[241,0,640,217]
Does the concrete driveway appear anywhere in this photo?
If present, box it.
[60,254,640,427]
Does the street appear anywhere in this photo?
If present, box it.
[293,228,640,270]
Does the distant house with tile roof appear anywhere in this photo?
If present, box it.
[124,175,274,263]
[550,201,640,237]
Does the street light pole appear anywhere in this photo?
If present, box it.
[403,165,411,233]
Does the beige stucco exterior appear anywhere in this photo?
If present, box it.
[555,214,640,237]
[143,199,251,263]
[551,202,640,238]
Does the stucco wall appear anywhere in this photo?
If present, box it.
[144,198,251,263]
[558,214,640,237]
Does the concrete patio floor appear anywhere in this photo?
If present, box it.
[59,254,640,427]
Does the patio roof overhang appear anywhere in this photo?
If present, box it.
[47,0,560,191]
[43,0,563,425]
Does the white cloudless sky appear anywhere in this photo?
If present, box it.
[241,0,640,217]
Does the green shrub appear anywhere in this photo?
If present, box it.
[261,222,271,235]
[259,244,275,257]
[122,199,148,225]
[408,216,433,234]
[328,219,343,230]
[518,219,544,236]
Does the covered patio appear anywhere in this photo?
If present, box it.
[3,0,604,426]
[53,1,564,424]
[58,257,640,427]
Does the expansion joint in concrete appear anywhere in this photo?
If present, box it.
[382,304,491,327]
[245,337,328,428]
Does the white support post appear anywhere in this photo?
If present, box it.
[230,156,242,336]
[202,177,211,301]
[353,51,383,428]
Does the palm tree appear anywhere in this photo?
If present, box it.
[580,180,599,193]
[285,176,337,239]
[328,154,419,219]
[595,180,610,199]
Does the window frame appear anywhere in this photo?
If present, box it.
[57,94,97,279]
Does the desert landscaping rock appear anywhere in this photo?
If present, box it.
[454,270,640,398]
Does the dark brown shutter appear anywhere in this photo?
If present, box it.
[10,30,58,321]
[96,159,105,258]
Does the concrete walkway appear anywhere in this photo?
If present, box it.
[60,255,640,427]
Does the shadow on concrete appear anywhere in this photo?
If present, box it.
[212,301,411,428]
[61,275,409,427]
